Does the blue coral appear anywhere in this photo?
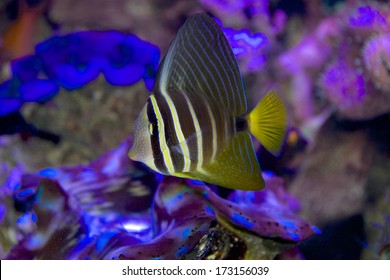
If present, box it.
[0,31,160,117]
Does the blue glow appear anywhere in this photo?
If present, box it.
[16,215,24,225]
[31,213,37,223]
[0,96,22,117]
[0,204,5,221]
[155,173,164,184]
[231,212,254,228]
[39,168,57,178]
[17,188,35,198]
[286,232,300,241]
[187,179,205,186]
[20,80,60,102]
[350,6,376,26]
[204,205,215,216]
[96,230,119,252]
[232,32,265,48]
[181,227,192,240]
[12,183,21,192]
[104,64,144,86]
[176,245,189,257]
[263,171,276,177]
[163,192,184,207]
[101,156,120,175]
[16,212,33,226]
[123,220,150,233]
[232,47,245,55]
[280,220,296,230]
[312,226,322,234]
[53,63,101,90]
[11,56,40,78]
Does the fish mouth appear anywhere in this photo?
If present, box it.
[128,145,137,160]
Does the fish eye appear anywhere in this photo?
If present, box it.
[148,119,159,135]
[148,122,153,135]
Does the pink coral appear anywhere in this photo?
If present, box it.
[320,59,367,112]
[362,34,390,92]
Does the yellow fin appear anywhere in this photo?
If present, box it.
[247,91,288,156]
[177,132,265,191]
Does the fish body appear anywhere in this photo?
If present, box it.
[129,14,287,191]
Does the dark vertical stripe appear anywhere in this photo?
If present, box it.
[147,98,167,174]
[169,90,198,171]
[154,92,185,172]
[185,93,214,164]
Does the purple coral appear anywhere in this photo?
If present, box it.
[362,34,390,92]
[320,58,367,112]
[0,137,318,259]
[348,5,388,31]
[223,26,268,72]
[316,3,390,120]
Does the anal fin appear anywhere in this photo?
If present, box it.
[180,132,265,191]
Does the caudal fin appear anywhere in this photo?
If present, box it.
[246,91,288,156]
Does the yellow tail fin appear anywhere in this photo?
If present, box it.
[246,91,288,156]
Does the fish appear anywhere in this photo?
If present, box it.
[1,0,50,59]
[128,13,287,191]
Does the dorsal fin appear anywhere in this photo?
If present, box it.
[178,132,265,191]
[154,13,247,116]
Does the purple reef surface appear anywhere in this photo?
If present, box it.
[0,138,317,260]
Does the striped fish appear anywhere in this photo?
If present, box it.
[129,14,287,191]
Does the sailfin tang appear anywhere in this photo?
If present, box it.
[154,13,247,116]
[179,132,265,191]
[172,127,214,162]
[247,91,287,156]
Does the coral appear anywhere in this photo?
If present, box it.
[276,1,390,123]
[222,25,268,73]
[289,115,375,225]
[200,0,285,75]
[320,58,367,112]
[0,30,159,117]
[2,0,390,261]
[277,17,340,124]
[362,34,390,92]
[319,2,390,120]
[0,138,317,259]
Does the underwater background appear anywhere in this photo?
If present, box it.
[0,0,389,260]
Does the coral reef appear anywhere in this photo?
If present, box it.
[0,30,160,116]
[1,139,317,259]
[1,0,390,260]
